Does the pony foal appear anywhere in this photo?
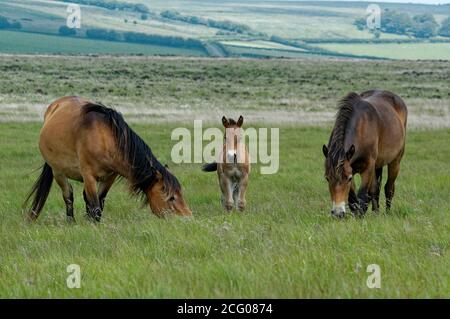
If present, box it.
[202,116,250,212]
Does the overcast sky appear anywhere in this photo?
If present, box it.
[321,0,449,4]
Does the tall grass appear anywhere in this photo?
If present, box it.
[0,123,448,297]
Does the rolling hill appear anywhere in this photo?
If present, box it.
[0,0,449,59]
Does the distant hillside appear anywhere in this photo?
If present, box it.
[0,0,449,59]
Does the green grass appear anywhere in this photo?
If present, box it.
[0,55,448,112]
[0,30,206,56]
[220,40,306,51]
[223,45,313,58]
[0,122,448,297]
[314,42,450,60]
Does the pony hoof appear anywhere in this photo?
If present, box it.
[86,209,102,222]
[66,216,76,223]
[225,204,233,212]
[354,211,365,218]
[238,203,246,212]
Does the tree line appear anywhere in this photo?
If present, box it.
[160,10,265,36]
[59,0,149,14]
[76,27,205,50]
[355,10,450,39]
[0,15,22,30]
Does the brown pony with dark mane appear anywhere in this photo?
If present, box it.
[25,96,192,222]
[323,90,407,218]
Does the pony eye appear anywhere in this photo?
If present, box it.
[347,175,353,182]
[169,196,175,202]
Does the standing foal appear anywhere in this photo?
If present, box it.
[202,116,250,212]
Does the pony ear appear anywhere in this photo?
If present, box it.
[346,145,355,160]
[322,145,328,157]
[222,116,229,127]
[237,115,244,127]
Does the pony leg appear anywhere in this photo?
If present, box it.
[385,159,401,212]
[237,174,249,212]
[371,167,383,213]
[358,163,375,216]
[54,173,75,222]
[232,183,239,207]
[348,179,359,215]
[219,176,233,212]
[82,174,102,222]
[97,173,118,211]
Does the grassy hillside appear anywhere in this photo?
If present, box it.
[316,42,450,60]
[0,30,207,55]
[0,56,448,129]
[1,0,450,59]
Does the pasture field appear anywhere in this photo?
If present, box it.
[0,123,449,298]
[0,30,207,56]
[0,56,449,298]
[315,42,450,60]
[219,40,307,51]
[0,55,448,126]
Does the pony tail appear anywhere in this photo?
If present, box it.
[202,162,217,172]
[24,163,53,221]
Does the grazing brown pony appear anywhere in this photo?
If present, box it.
[202,116,250,212]
[25,96,192,222]
[322,90,407,218]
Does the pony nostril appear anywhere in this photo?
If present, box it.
[331,210,345,218]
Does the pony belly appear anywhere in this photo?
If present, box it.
[376,141,404,167]
[45,156,82,181]
[39,140,82,181]
[225,166,243,180]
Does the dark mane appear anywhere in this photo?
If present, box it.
[327,92,361,175]
[228,118,237,125]
[82,103,181,200]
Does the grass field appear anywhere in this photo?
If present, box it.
[220,40,306,51]
[0,122,449,298]
[0,56,448,127]
[0,56,449,297]
[315,42,450,60]
[0,30,207,56]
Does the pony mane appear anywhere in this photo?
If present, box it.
[327,92,361,175]
[82,103,180,200]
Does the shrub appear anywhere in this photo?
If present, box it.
[59,0,150,14]
[438,17,450,37]
[411,14,438,38]
[0,16,22,29]
[10,21,22,29]
[0,16,10,29]
[160,10,254,35]
[59,25,76,36]
[123,31,204,49]
[86,28,120,41]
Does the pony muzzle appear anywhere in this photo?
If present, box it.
[331,201,346,218]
